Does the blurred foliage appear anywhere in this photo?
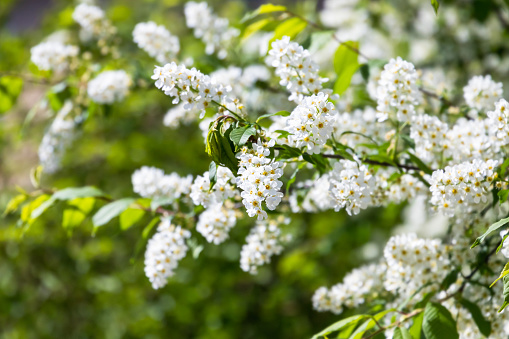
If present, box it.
[1,0,508,337]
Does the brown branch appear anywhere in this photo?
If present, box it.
[362,308,424,339]
[321,153,423,171]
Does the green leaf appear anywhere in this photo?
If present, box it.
[268,17,307,50]
[242,17,275,41]
[256,110,290,123]
[241,3,287,23]
[286,163,306,195]
[499,275,509,312]
[409,311,424,339]
[311,315,368,339]
[308,31,335,54]
[398,282,433,311]
[53,186,105,200]
[150,197,173,211]
[0,76,23,98]
[491,262,509,287]
[302,153,329,175]
[499,189,509,204]
[333,41,359,95]
[206,122,239,175]
[30,165,43,189]
[393,327,413,339]
[349,309,393,339]
[92,198,137,228]
[142,217,161,239]
[471,216,509,248]
[229,125,257,147]
[209,161,218,191]
[498,235,509,254]
[62,208,87,229]
[359,64,370,82]
[422,302,459,339]
[119,208,146,230]
[3,194,27,216]
[500,158,509,177]
[406,152,433,175]
[459,298,491,336]
[21,195,51,226]
[440,269,459,291]
[276,145,302,159]
[274,129,293,139]
[431,0,439,15]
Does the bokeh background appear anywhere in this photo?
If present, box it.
[1,0,509,337]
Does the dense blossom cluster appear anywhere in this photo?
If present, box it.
[266,36,330,103]
[236,139,284,220]
[196,203,237,244]
[184,1,239,59]
[463,75,503,111]
[376,57,421,122]
[132,21,180,63]
[72,3,110,40]
[240,218,290,274]
[132,166,192,201]
[429,159,499,216]
[190,166,237,208]
[328,160,376,215]
[30,41,78,72]
[38,101,76,173]
[410,114,448,164]
[285,93,336,154]
[144,220,191,289]
[487,98,509,146]
[445,118,494,162]
[87,70,131,104]
[152,62,242,118]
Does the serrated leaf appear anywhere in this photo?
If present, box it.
[230,125,257,147]
[311,315,368,339]
[471,216,509,248]
[459,298,491,336]
[422,302,459,339]
[268,17,307,50]
[256,110,290,123]
[333,41,359,95]
[92,198,136,227]
[119,208,146,230]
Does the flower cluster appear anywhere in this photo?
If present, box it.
[383,233,449,298]
[285,93,336,154]
[266,36,330,103]
[445,118,494,162]
[376,57,421,122]
[463,75,503,111]
[163,103,200,128]
[487,98,509,146]
[30,41,78,72]
[72,3,111,40]
[152,62,242,118]
[429,159,499,216]
[184,1,239,59]
[133,21,180,63]
[312,263,386,314]
[236,139,284,220]
[132,166,192,201]
[387,173,427,203]
[409,114,449,164]
[328,160,376,215]
[196,203,237,245]
[144,220,191,289]
[87,70,131,104]
[289,175,334,213]
[38,101,76,173]
[190,166,237,208]
[240,217,290,274]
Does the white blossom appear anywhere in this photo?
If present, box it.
[463,75,503,111]
[410,113,449,164]
[487,98,509,146]
[132,166,192,201]
[196,203,237,244]
[133,21,180,63]
[72,3,110,40]
[190,166,237,208]
[30,41,78,72]
[87,70,131,104]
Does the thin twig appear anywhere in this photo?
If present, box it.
[321,153,423,171]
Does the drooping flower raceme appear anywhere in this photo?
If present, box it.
[184,1,239,59]
[72,3,109,40]
[266,36,330,103]
[190,166,237,208]
[133,21,180,63]
[30,41,78,72]
[240,217,290,274]
[152,62,242,118]
[487,98,509,146]
[236,139,284,220]
[38,101,76,173]
[285,93,336,154]
[409,113,449,164]
[196,203,237,244]
[132,166,192,201]
[87,70,131,104]
[144,220,191,289]
[376,57,421,122]
[463,75,503,111]
[328,160,376,215]
[429,159,499,216]
[445,118,494,162]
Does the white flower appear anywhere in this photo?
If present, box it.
[132,166,192,201]
[196,203,237,244]
[463,75,503,111]
[144,220,191,289]
[87,70,131,104]
[240,217,290,274]
[72,3,109,40]
[266,36,330,103]
[30,41,78,72]
[376,57,421,122]
[285,92,336,154]
[487,99,509,146]
[328,160,376,215]
[445,118,494,162]
[133,21,180,63]
[410,113,449,164]
[38,101,76,173]
[236,139,284,220]
[163,103,200,128]
[190,166,237,208]
[184,1,239,59]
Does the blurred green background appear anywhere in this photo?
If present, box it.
[1,0,509,337]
